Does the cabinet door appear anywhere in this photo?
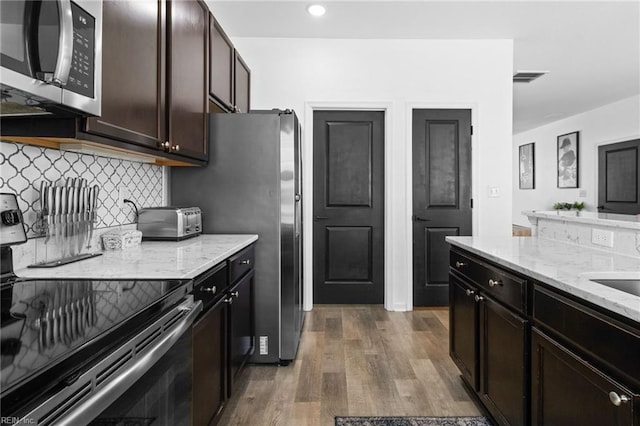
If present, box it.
[227,271,255,395]
[85,0,165,149]
[167,0,208,160]
[479,295,528,425]
[449,274,478,390]
[209,17,234,110]
[193,300,227,426]
[234,52,250,113]
[532,328,636,426]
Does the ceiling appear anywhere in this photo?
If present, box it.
[206,0,640,134]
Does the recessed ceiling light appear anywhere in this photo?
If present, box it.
[307,4,326,17]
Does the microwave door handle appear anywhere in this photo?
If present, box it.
[50,0,73,85]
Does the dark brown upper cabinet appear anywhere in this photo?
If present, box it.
[209,16,251,113]
[84,0,166,151]
[167,0,208,161]
[84,0,208,164]
[210,17,234,110]
[234,52,251,114]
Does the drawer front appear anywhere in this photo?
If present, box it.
[534,286,640,388]
[193,262,228,310]
[451,250,527,313]
[228,244,255,283]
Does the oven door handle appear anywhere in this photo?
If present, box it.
[38,297,203,426]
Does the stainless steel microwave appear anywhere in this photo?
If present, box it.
[0,0,102,117]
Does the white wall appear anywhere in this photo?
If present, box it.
[232,37,514,311]
[512,95,640,227]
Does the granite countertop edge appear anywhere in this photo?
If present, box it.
[524,210,640,230]
[15,234,259,280]
[446,236,640,324]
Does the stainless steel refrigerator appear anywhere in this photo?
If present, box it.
[171,109,304,364]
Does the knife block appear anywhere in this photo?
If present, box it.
[29,211,102,268]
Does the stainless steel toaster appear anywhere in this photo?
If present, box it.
[137,207,202,240]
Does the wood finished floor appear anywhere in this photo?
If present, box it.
[218,305,480,426]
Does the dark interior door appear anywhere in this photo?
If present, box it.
[313,110,384,304]
[413,109,472,306]
[598,138,640,214]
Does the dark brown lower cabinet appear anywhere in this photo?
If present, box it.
[193,298,227,426]
[227,270,255,395]
[479,295,528,426]
[450,275,479,390]
[450,246,640,426]
[449,274,528,425]
[532,328,636,426]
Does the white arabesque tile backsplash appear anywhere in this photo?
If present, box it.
[0,141,165,238]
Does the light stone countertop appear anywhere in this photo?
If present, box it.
[446,236,640,323]
[525,210,640,230]
[15,234,258,280]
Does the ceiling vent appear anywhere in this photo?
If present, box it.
[513,71,548,83]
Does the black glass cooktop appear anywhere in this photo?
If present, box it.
[0,277,192,400]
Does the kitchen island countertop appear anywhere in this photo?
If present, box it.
[15,234,258,280]
[446,236,640,323]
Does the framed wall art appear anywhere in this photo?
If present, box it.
[519,142,535,189]
[557,131,579,188]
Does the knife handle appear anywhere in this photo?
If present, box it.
[60,186,68,215]
[69,187,76,214]
[90,185,99,212]
[40,181,48,215]
[54,186,62,216]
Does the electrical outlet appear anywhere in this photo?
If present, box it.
[591,228,614,248]
[259,336,268,355]
[118,186,130,209]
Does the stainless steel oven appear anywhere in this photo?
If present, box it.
[0,0,102,116]
[0,279,201,426]
[0,193,201,425]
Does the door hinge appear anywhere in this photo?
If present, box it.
[470,125,474,136]
[470,198,474,208]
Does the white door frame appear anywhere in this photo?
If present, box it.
[304,101,394,311]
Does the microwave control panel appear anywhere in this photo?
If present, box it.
[67,2,95,98]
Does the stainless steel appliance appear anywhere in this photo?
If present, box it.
[137,206,202,241]
[0,194,201,425]
[171,109,304,364]
[0,0,102,116]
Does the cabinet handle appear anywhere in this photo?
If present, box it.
[158,141,170,149]
[231,290,240,298]
[239,259,251,265]
[171,145,180,152]
[223,297,234,305]
[455,261,467,268]
[474,295,484,302]
[609,392,631,406]
[465,289,475,297]
[201,286,216,294]
[488,279,503,287]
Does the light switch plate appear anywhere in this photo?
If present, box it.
[488,186,500,198]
